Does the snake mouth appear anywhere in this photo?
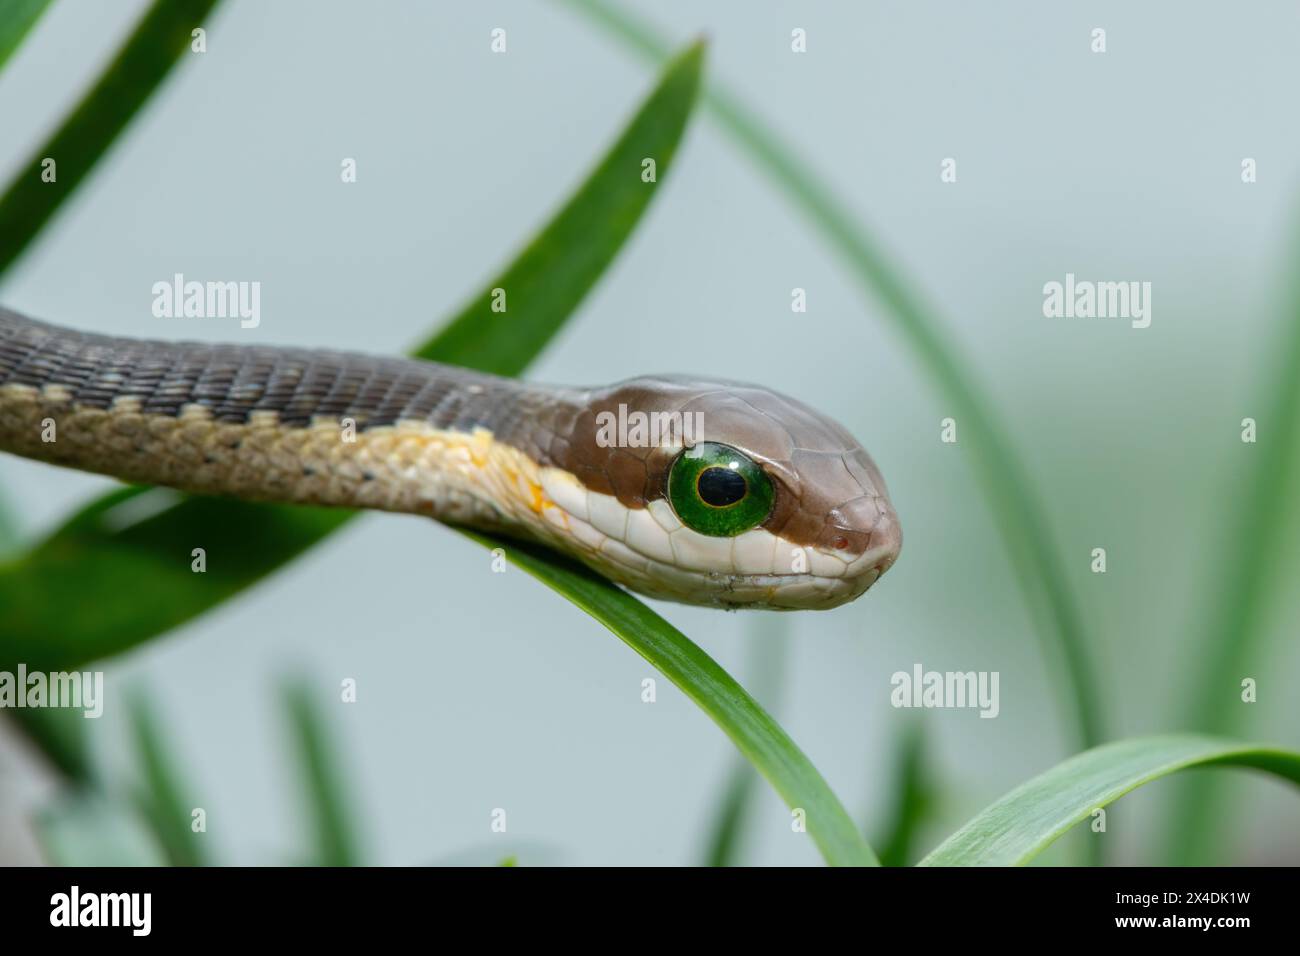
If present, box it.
[537,481,903,610]
[706,568,883,610]
[575,544,891,610]
[629,538,897,611]
[711,530,900,610]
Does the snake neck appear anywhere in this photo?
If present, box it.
[0,308,586,531]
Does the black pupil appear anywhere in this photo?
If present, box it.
[697,466,748,507]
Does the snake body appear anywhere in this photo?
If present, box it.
[0,308,900,609]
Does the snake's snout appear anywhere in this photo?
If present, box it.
[864,508,902,584]
[827,493,902,588]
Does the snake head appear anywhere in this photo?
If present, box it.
[540,376,901,610]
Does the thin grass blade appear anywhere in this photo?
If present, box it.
[0,487,18,558]
[128,687,209,866]
[919,735,1300,866]
[463,529,879,867]
[5,707,92,782]
[414,39,706,376]
[700,616,788,867]
[34,793,168,866]
[1165,250,1300,864]
[0,0,224,279]
[873,717,938,866]
[283,676,361,867]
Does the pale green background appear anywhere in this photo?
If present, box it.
[1,0,1297,864]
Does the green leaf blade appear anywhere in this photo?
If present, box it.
[284,677,361,867]
[873,718,938,867]
[35,793,169,867]
[0,0,225,280]
[919,735,1300,867]
[128,688,209,866]
[6,707,93,783]
[1166,255,1300,863]
[416,39,705,374]
[0,494,349,671]
[464,530,879,867]
[699,618,787,867]
[0,0,55,72]
[0,487,19,559]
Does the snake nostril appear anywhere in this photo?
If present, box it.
[826,496,887,543]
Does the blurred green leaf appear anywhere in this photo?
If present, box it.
[1,479,93,779]
[919,735,1300,866]
[6,706,93,782]
[0,492,350,672]
[873,718,938,866]
[563,0,1103,754]
[0,0,55,70]
[700,769,756,868]
[34,792,168,866]
[415,40,705,376]
[128,688,208,866]
[0,0,224,279]
[429,840,564,867]
[465,529,879,867]
[0,40,706,674]
[1167,254,1300,864]
[284,677,360,867]
[0,488,18,556]
[700,616,788,867]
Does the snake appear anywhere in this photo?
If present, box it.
[0,308,901,610]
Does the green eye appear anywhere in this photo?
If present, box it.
[667,442,775,537]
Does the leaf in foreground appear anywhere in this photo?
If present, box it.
[0,0,225,279]
[700,616,788,867]
[919,735,1300,866]
[463,529,880,867]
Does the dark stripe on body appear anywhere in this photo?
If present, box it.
[0,308,582,462]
